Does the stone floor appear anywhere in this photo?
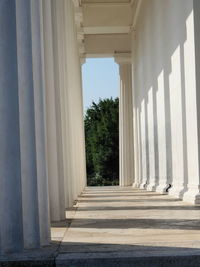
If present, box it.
[2,186,200,266]
[51,186,200,266]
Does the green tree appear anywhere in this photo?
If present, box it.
[84,98,119,186]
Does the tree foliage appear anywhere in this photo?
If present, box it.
[84,98,119,186]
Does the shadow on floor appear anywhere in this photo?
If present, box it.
[80,193,165,198]
[78,198,182,203]
[56,241,200,267]
[70,218,200,230]
[77,205,200,211]
[58,240,200,253]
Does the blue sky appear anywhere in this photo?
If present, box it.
[82,58,119,111]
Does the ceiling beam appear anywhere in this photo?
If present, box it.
[81,1,131,6]
[83,26,131,34]
[132,0,143,28]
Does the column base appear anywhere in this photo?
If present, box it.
[138,182,147,189]
[120,183,133,187]
[182,188,200,204]
[146,183,157,192]
[132,182,140,188]
[168,185,186,199]
[156,183,168,194]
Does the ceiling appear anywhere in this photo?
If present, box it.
[76,0,137,57]
[82,0,131,3]
[82,4,133,28]
[82,0,134,28]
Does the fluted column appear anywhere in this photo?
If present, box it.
[55,0,69,213]
[0,0,23,254]
[182,0,200,203]
[64,0,86,201]
[42,0,65,222]
[63,0,74,208]
[31,0,50,245]
[115,54,134,187]
[16,0,40,249]
[80,60,87,192]
[131,32,140,188]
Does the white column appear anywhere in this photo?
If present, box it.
[133,108,142,187]
[140,99,148,188]
[43,0,65,222]
[115,54,134,187]
[131,32,140,188]
[66,2,78,201]
[31,0,50,245]
[16,0,40,249]
[80,60,87,191]
[151,1,167,193]
[0,0,23,254]
[63,0,74,208]
[64,0,86,201]
[146,88,156,191]
[56,0,69,213]
[51,0,66,218]
[182,0,200,203]
[156,70,168,193]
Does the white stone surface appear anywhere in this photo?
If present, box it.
[31,0,50,245]
[132,0,200,202]
[64,0,87,200]
[115,55,134,186]
[43,0,65,222]
[54,0,68,216]
[183,0,200,203]
[16,0,40,249]
[0,0,23,254]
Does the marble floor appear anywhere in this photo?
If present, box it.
[2,186,200,266]
[51,186,200,261]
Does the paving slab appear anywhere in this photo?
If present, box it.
[57,186,200,266]
[2,186,200,266]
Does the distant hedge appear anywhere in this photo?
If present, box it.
[84,98,119,186]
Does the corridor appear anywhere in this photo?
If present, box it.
[51,187,200,266]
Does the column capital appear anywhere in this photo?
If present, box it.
[114,53,132,65]
[80,57,86,65]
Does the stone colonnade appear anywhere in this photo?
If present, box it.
[114,0,200,205]
[132,0,200,204]
[0,0,86,254]
[1,0,200,257]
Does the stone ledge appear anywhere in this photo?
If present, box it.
[2,250,200,267]
[56,251,200,267]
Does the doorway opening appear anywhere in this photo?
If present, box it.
[82,58,119,186]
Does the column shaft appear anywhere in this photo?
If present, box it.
[43,0,65,222]
[51,0,64,218]
[182,0,200,203]
[0,0,23,254]
[16,0,40,249]
[56,0,69,214]
[115,55,134,187]
[63,0,74,208]
[31,0,50,245]
[131,36,139,188]
[65,0,84,201]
